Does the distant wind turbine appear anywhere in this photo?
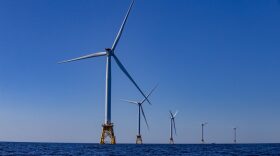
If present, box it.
[121,85,158,144]
[233,127,237,144]
[169,110,178,144]
[201,122,208,143]
[59,0,149,144]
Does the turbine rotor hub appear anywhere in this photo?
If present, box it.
[105,48,113,56]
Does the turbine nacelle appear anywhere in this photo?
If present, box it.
[202,122,208,126]
[105,48,113,55]
[169,110,178,119]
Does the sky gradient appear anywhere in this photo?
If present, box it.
[0,0,280,143]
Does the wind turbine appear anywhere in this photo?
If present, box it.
[121,85,158,144]
[59,0,149,144]
[201,122,207,143]
[169,110,178,144]
[233,127,237,144]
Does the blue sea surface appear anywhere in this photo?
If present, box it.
[0,142,279,155]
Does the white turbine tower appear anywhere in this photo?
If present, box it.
[121,85,157,144]
[201,122,208,143]
[169,110,178,144]
[59,0,149,144]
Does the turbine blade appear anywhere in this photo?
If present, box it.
[112,54,151,104]
[140,105,149,130]
[59,52,107,64]
[173,118,177,135]
[173,110,179,117]
[111,0,135,51]
[120,99,138,104]
[140,84,158,105]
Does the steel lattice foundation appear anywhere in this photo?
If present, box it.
[169,138,174,144]
[100,123,116,144]
[136,135,142,144]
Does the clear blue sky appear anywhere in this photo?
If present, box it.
[0,0,280,143]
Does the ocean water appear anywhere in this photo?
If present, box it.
[0,142,279,155]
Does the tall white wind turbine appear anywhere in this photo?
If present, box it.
[59,0,149,144]
[121,85,158,144]
[201,122,208,143]
[169,110,178,144]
